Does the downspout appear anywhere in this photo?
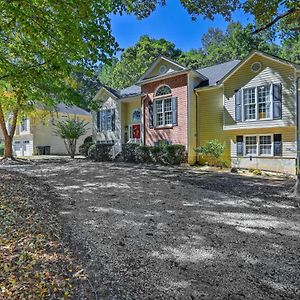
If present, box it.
[141,94,147,146]
[194,90,199,163]
[296,76,300,178]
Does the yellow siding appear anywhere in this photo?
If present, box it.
[197,87,230,161]
[32,113,92,155]
[224,54,295,129]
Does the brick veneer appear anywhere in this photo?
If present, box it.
[142,74,188,147]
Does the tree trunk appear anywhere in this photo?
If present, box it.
[4,135,13,158]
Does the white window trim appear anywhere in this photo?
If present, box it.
[154,84,172,98]
[244,134,273,157]
[154,98,173,128]
[98,108,115,132]
[242,84,273,122]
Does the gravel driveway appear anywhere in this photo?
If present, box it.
[2,160,300,299]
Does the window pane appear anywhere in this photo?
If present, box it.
[156,100,163,113]
[244,88,256,120]
[164,112,172,125]
[156,113,163,126]
[245,136,257,155]
[259,135,272,155]
[164,98,172,112]
[258,86,270,119]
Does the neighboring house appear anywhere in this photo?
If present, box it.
[0,104,91,157]
[92,50,300,174]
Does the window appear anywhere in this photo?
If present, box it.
[155,98,172,126]
[243,135,273,156]
[155,85,171,97]
[242,85,272,121]
[245,136,257,155]
[20,118,28,132]
[244,88,256,120]
[98,109,115,131]
[258,86,271,119]
[259,136,272,155]
[132,109,141,123]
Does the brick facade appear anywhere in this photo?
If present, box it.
[142,74,188,147]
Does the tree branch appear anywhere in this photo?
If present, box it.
[0,61,48,80]
[252,8,300,34]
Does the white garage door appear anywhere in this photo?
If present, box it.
[13,140,33,156]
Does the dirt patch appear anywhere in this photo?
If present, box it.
[1,160,300,299]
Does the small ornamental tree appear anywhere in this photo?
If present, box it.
[54,118,88,159]
[195,139,225,166]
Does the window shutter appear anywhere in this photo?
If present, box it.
[235,90,242,122]
[148,101,154,128]
[97,111,101,131]
[111,109,115,131]
[172,97,178,126]
[236,135,243,156]
[274,134,282,156]
[273,83,282,120]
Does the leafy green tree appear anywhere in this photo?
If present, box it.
[99,35,183,89]
[54,119,88,159]
[133,1,300,34]
[0,1,153,159]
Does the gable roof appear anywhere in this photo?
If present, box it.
[137,56,187,83]
[197,60,240,86]
[55,103,91,116]
[218,50,300,84]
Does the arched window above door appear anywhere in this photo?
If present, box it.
[132,109,141,123]
[155,85,171,97]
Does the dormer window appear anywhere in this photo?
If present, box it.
[155,85,172,97]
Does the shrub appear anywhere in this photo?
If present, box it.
[88,142,187,165]
[79,141,93,157]
[0,144,4,156]
[88,143,114,161]
[252,169,262,176]
[195,139,225,166]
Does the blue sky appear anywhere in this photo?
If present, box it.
[110,0,253,54]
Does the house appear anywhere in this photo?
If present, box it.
[1,104,92,157]
[92,50,300,174]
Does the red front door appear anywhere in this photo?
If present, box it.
[132,124,141,139]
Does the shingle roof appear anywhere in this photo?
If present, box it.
[55,103,91,116]
[119,85,141,97]
[197,60,241,86]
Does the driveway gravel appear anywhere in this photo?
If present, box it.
[1,159,300,299]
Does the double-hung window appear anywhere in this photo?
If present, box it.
[20,118,28,132]
[98,109,115,131]
[243,88,256,120]
[258,85,271,119]
[245,136,257,155]
[155,98,172,127]
[243,85,271,121]
[259,135,272,155]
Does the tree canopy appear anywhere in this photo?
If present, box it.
[99,22,284,89]
[99,35,183,89]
